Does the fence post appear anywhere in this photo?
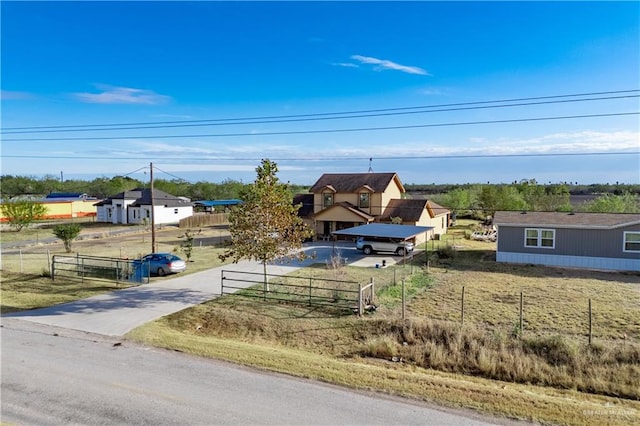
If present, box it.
[589,299,593,346]
[370,277,375,305]
[51,255,56,281]
[519,291,524,336]
[220,270,224,296]
[309,273,313,306]
[358,283,363,316]
[81,257,85,284]
[47,249,52,279]
[461,286,465,325]
[402,279,406,320]
[393,268,397,286]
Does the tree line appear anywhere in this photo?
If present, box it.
[1,175,638,217]
[0,174,308,201]
[431,179,640,218]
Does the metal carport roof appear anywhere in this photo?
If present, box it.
[193,199,242,207]
[331,223,432,240]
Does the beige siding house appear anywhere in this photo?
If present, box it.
[300,172,449,244]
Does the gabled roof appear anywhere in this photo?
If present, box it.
[293,194,314,217]
[94,188,191,208]
[426,201,450,218]
[313,201,375,221]
[309,173,404,194]
[379,199,450,222]
[493,211,640,229]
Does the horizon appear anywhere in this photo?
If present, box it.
[2,2,638,185]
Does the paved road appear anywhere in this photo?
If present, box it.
[1,319,509,426]
[3,242,379,336]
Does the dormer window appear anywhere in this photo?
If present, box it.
[359,192,370,208]
[323,192,333,208]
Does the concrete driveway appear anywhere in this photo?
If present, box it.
[5,242,404,336]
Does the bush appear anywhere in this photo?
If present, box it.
[523,335,578,367]
[53,223,82,253]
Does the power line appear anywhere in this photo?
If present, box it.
[2,151,636,162]
[153,165,190,182]
[2,93,637,134]
[3,111,638,142]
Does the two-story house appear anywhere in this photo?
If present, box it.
[299,172,449,244]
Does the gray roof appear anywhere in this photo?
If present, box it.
[309,173,404,193]
[493,211,640,229]
[94,188,191,208]
[332,223,432,240]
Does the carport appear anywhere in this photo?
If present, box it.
[331,223,433,264]
[331,223,432,242]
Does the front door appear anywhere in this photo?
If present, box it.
[323,221,332,237]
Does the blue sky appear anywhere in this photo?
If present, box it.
[1,1,639,186]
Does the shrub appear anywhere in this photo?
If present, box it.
[523,335,578,367]
[52,223,82,253]
[362,336,399,359]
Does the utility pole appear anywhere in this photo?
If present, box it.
[150,162,157,253]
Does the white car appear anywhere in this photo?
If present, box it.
[355,236,414,256]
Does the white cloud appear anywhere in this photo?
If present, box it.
[73,84,170,105]
[350,55,429,75]
[331,62,359,68]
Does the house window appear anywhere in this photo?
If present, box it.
[359,192,370,208]
[323,192,333,208]
[133,210,137,219]
[623,232,640,252]
[146,210,151,218]
[174,208,179,214]
[107,209,112,219]
[525,228,555,248]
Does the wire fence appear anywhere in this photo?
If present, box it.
[221,269,376,315]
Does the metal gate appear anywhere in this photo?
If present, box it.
[51,254,149,284]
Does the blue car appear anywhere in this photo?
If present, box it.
[137,253,187,276]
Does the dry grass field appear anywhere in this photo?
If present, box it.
[1,222,230,275]
[0,221,230,312]
[125,220,639,424]
[3,219,639,424]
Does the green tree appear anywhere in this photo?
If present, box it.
[52,223,82,253]
[579,192,640,213]
[440,188,475,220]
[0,200,48,231]
[477,185,526,219]
[516,179,571,212]
[220,159,313,293]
